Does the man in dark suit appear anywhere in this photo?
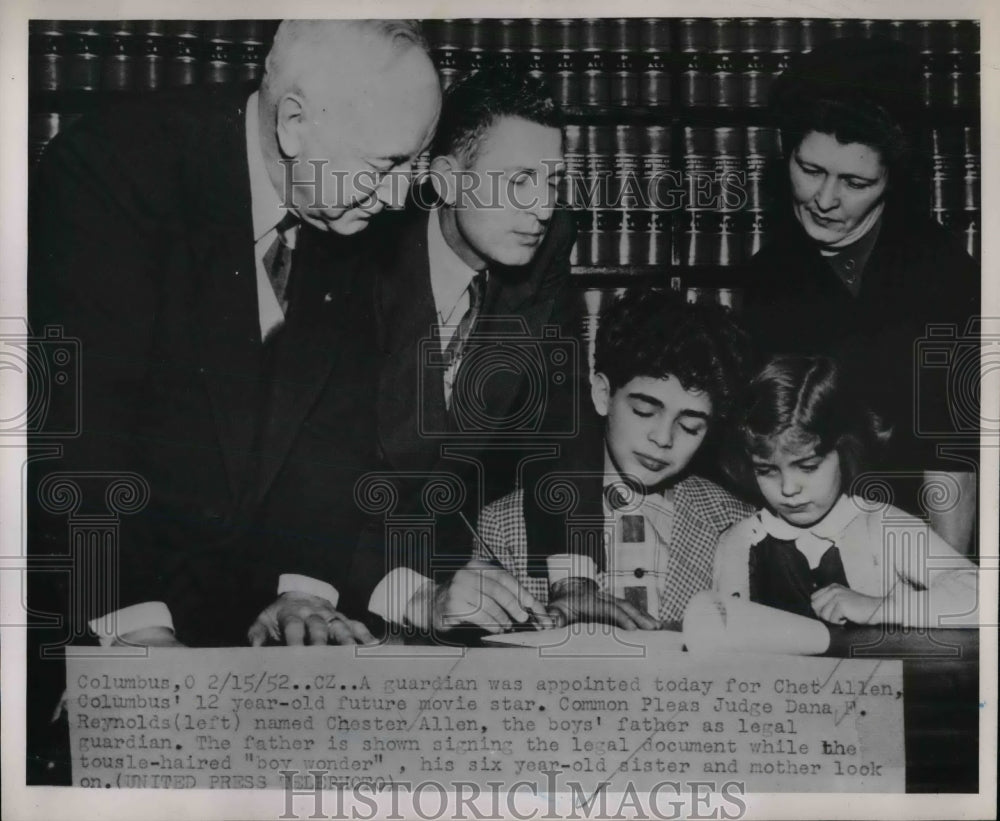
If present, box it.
[339,68,580,633]
[28,20,441,654]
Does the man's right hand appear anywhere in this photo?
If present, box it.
[248,593,377,646]
[547,577,660,630]
[409,560,554,634]
[116,626,186,647]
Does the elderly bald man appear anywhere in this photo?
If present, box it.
[28,20,441,649]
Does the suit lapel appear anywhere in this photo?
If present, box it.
[189,93,263,502]
[254,227,363,499]
[461,287,557,430]
[448,236,561,447]
[375,209,447,470]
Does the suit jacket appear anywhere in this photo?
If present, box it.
[29,84,380,646]
[742,206,980,479]
[341,196,579,606]
[486,410,754,623]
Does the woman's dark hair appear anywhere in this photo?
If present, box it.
[725,355,891,500]
[780,95,912,176]
[770,37,923,210]
[594,288,753,425]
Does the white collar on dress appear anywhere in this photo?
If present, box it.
[750,494,862,569]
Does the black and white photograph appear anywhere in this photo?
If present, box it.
[1,1,996,819]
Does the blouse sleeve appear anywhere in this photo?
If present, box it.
[875,507,979,628]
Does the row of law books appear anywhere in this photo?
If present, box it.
[434,48,982,111]
[29,18,980,104]
[32,17,978,56]
[31,46,981,113]
[29,20,271,92]
[423,18,979,55]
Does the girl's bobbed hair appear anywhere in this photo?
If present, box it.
[725,355,892,501]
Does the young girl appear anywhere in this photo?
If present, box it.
[714,355,978,628]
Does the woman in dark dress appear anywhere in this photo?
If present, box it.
[742,38,980,553]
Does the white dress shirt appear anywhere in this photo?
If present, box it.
[426,206,482,407]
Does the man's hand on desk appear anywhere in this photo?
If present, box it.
[248,592,377,646]
[411,560,554,633]
[547,577,660,630]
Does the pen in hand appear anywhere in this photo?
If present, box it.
[456,511,545,631]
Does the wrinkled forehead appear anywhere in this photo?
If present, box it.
[311,52,440,155]
[307,46,439,123]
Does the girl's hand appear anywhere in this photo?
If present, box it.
[811,584,884,626]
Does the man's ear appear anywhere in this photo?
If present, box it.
[590,372,612,417]
[275,92,308,159]
[429,155,459,206]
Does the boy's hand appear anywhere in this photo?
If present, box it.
[547,577,660,630]
[811,584,883,625]
[427,560,554,634]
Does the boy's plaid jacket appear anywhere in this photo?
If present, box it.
[477,475,753,624]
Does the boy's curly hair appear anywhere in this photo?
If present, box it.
[594,288,754,424]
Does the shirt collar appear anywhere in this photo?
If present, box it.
[245,90,291,243]
[818,201,885,255]
[427,207,480,322]
[822,212,884,296]
[752,494,861,568]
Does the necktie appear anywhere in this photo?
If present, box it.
[603,482,674,618]
[444,268,488,411]
[262,214,298,314]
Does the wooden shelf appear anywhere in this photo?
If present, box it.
[570,265,753,287]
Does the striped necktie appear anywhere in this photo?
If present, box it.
[262,214,298,314]
[444,268,488,411]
